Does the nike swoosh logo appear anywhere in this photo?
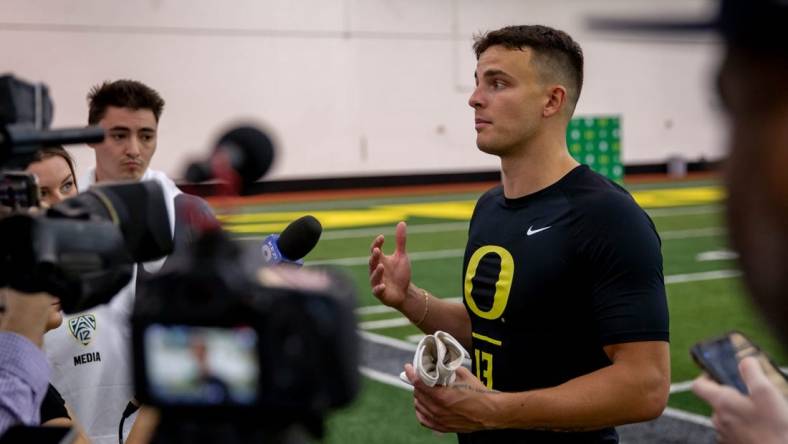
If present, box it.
[526,225,552,236]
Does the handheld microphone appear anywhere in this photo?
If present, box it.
[185,125,275,193]
[261,215,322,266]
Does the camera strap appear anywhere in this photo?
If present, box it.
[118,400,140,444]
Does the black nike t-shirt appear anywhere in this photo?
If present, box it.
[459,165,668,444]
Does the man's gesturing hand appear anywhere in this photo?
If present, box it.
[369,221,412,309]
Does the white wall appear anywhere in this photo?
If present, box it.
[0,0,725,181]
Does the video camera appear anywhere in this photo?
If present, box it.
[0,74,173,313]
[132,229,359,441]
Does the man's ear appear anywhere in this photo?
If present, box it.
[543,85,567,118]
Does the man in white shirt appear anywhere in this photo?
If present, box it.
[44,80,217,444]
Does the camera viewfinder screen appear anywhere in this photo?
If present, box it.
[144,324,259,406]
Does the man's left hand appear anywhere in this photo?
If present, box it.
[404,363,496,433]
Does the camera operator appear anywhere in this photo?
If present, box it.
[43,79,219,444]
[0,288,90,443]
[0,287,56,436]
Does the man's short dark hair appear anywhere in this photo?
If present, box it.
[473,25,584,114]
[87,79,165,125]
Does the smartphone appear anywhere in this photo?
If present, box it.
[690,330,788,396]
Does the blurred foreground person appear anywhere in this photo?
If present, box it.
[0,288,56,436]
[594,0,788,442]
[0,288,90,443]
[693,1,788,441]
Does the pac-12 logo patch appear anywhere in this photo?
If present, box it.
[68,314,97,346]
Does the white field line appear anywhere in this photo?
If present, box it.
[233,221,470,242]
[661,407,713,428]
[660,227,725,240]
[321,223,724,242]
[360,366,413,391]
[360,331,417,352]
[664,269,741,284]
[320,222,469,241]
[696,250,738,262]
[311,248,464,266]
[234,205,722,241]
[406,334,426,343]
[357,270,741,331]
[356,297,461,316]
[310,226,725,266]
[646,205,721,217]
[356,305,398,315]
[359,317,413,330]
[669,380,695,394]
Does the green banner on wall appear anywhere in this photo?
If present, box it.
[567,116,622,182]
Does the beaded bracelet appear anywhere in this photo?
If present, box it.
[414,289,430,327]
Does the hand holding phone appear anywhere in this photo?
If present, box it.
[690,330,788,396]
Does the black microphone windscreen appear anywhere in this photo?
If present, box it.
[217,126,275,185]
[184,162,213,183]
[277,215,323,261]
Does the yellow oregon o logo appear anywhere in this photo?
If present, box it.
[464,245,514,320]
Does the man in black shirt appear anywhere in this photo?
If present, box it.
[368,25,669,443]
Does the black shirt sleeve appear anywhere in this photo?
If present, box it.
[39,384,69,424]
[574,191,669,345]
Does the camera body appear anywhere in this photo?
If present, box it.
[131,231,359,432]
[0,180,175,313]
